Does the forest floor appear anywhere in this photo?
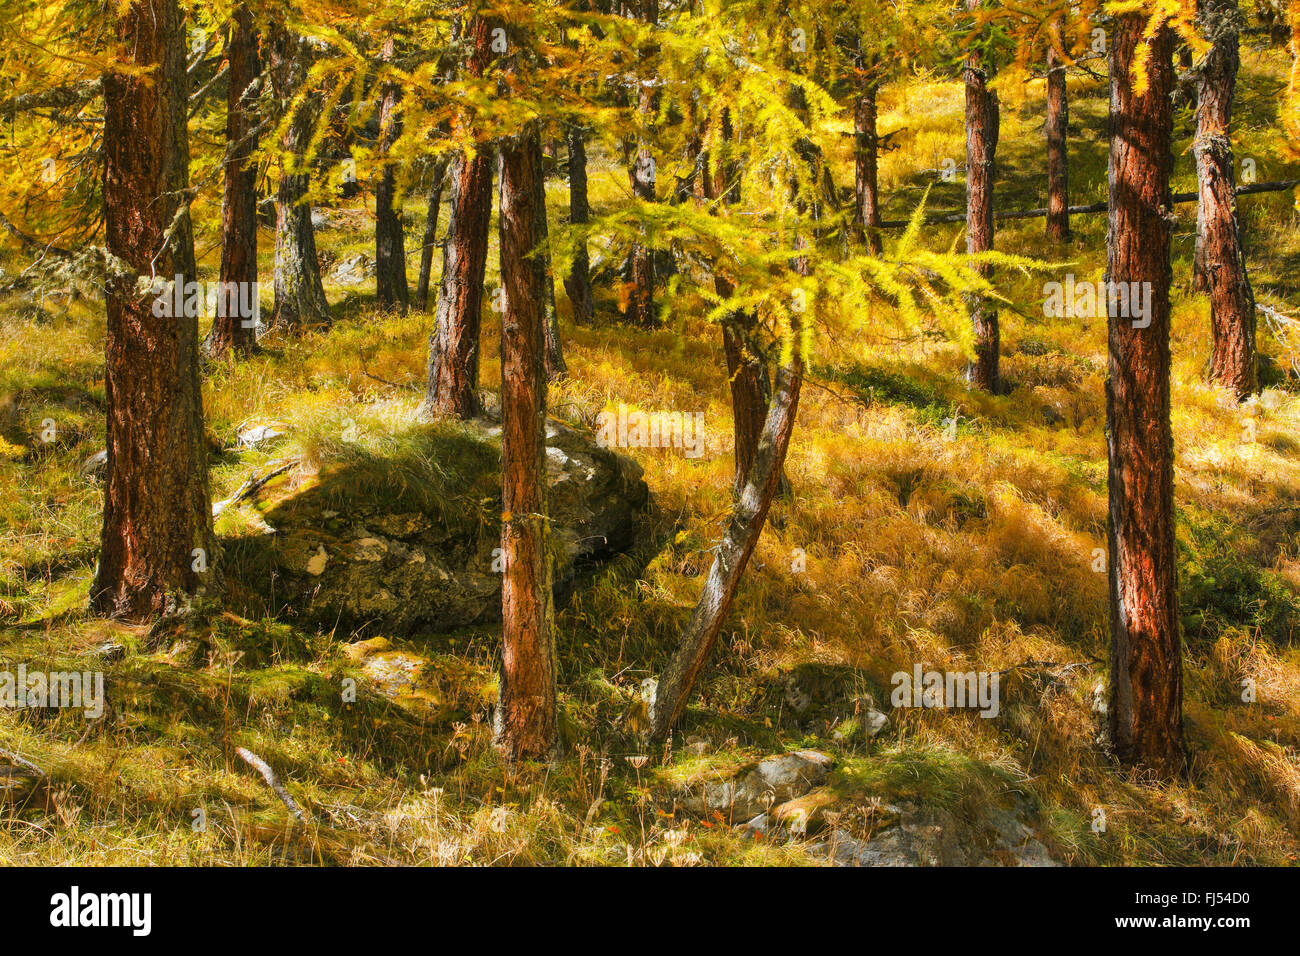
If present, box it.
[2,49,1300,865]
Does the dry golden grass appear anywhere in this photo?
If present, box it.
[2,53,1300,865]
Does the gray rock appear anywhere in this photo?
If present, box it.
[678,750,834,823]
[80,449,107,480]
[330,253,375,286]
[225,419,650,633]
[812,824,936,867]
[809,800,1061,867]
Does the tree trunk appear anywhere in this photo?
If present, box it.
[1195,0,1257,400]
[93,0,215,621]
[624,0,657,327]
[701,113,784,497]
[495,123,559,763]
[965,0,1000,392]
[649,320,804,744]
[1045,40,1072,242]
[208,4,261,358]
[375,35,409,314]
[417,18,495,421]
[531,135,567,379]
[415,157,448,312]
[563,123,595,325]
[1106,15,1186,779]
[854,80,882,255]
[268,28,330,330]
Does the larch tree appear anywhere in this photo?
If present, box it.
[93,0,216,620]
[623,0,659,327]
[1045,19,1071,242]
[414,157,449,312]
[640,0,998,741]
[209,3,264,358]
[417,15,496,421]
[532,132,568,379]
[1193,0,1256,399]
[496,122,559,762]
[268,24,331,330]
[964,0,1001,393]
[1105,11,1187,778]
[564,122,595,324]
[375,32,410,313]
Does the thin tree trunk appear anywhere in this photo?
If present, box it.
[268,28,330,330]
[564,123,595,325]
[1106,15,1186,778]
[1045,39,1072,242]
[1195,0,1257,399]
[93,0,215,621]
[624,0,657,327]
[965,0,1000,393]
[649,320,804,744]
[415,157,448,312]
[375,35,409,313]
[208,4,261,358]
[854,79,882,255]
[532,135,567,379]
[495,123,559,763]
[417,17,495,421]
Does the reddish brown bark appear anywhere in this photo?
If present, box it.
[701,114,779,496]
[854,80,883,255]
[496,124,559,763]
[563,123,595,325]
[93,0,215,621]
[418,18,495,420]
[1045,40,1072,243]
[965,0,1000,393]
[1106,16,1186,778]
[209,5,261,358]
[268,27,330,330]
[375,35,409,314]
[1194,0,1257,400]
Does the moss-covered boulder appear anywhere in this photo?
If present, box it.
[223,418,651,633]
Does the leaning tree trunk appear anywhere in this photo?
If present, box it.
[495,123,559,763]
[1106,15,1187,779]
[375,35,409,314]
[563,123,595,325]
[531,135,567,379]
[93,0,215,621]
[268,28,330,330]
[1194,0,1257,400]
[415,157,449,312]
[624,0,658,327]
[417,17,495,421]
[965,0,1000,392]
[1045,39,1072,242]
[208,4,261,358]
[649,319,804,744]
[854,79,883,255]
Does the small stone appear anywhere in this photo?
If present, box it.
[305,545,329,576]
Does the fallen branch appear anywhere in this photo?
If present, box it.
[0,748,47,779]
[212,458,298,517]
[236,747,310,825]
